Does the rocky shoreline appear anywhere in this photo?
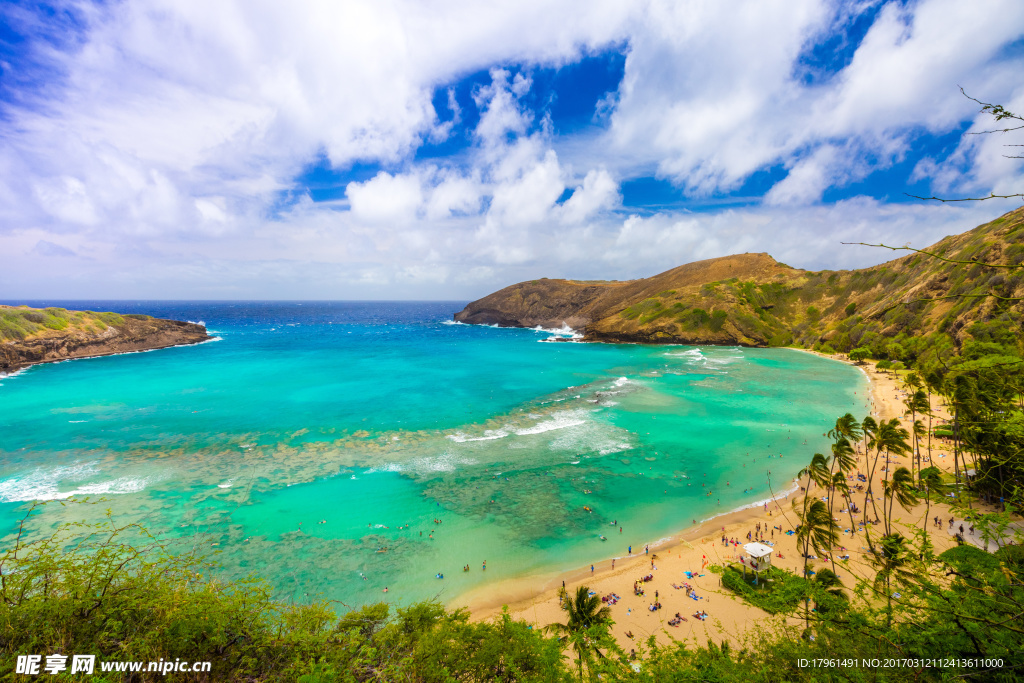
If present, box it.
[0,312,211,375]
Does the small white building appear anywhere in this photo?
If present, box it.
[742,542,774,584]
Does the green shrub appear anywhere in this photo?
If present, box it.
[720,566,805,615]
[709,309,729,332]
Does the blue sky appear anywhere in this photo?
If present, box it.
[1,0,1023,299]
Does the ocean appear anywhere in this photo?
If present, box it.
[0,301,869,609]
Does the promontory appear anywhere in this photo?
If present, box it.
[455,206,1024,353]
[1,305,211,374]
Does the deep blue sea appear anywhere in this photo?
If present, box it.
[0,301,869,609]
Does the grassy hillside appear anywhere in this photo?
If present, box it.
[0,305,210,373]
[457,206,1024,357]
[0,305,146,342]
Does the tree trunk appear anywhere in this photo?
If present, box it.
[926,388,933,472]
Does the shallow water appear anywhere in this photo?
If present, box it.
[0,301,869,609]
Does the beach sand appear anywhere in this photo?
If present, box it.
[462,354,988,649]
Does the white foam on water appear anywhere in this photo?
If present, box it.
[0,365,32,381]
[218,481,233,489]
[530,323,583,341]
[598,441,633,456]
[0,462,152,502]
[441,319,500,327]
[446,429,509,443]
[514,410,589,436]
[366,463,405,474]
[68,420,89,423]
[530,323,580,337]
[723,481,801,515]
[375,452,477,475]
[612,376,630,387]
[407,452,477,473]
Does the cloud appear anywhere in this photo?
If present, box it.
[30,240,77,258]
[347,172,424,225]
[558,167,620,223]
[0,0,1021,299]
[604,0,1024,199]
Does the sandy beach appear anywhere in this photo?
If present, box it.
[464,353,985,649]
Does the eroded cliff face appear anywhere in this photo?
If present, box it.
[453,279,627,329]
[454,253,797,346]
[0,311,211,374]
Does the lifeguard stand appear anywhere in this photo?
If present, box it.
[742,542,773,585]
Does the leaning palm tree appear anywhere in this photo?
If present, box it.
[831,438,857,477]
[864,419,911,547]
[918,466,948,552]
[826,472,854,573]
[812,567,848,615]
[870,533,918,629]
[824,438,856,564]
[859,414,878,474]
[798,451,830,518]
[794,499,839,628]
[883,466,918,537]
[546,585,613,681]
[905,391,929,478]
[828,413,862,443]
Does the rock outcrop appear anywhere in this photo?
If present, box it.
[1,307,211,374]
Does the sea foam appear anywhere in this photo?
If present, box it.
[0,462,152,502]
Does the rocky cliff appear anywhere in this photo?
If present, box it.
[455,207,1024,351]
[0,306,211,374]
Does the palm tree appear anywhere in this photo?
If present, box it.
[828,413,862,443]
[812,567,848,615]
[827,473,854,573]
[918,466,948,552]
[905,390,929,478]
[826,438,856,568]
[923,370,943,478]
[797,452,831,534]
[883,466,918,537]
[794,499,839,628]
[911,418,927,481]
[871,533,918,629]
[863,419,911,551]
[546,585,613,681]
[859,414,878,477]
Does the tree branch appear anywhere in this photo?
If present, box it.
[840,242,1022,269]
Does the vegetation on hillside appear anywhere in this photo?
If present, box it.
[0,305,149,342]
[595,206,1024,350]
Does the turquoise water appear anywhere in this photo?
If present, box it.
[0,301,869,609]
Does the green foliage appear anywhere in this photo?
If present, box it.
[848,347,870,363]
[0,504,570,682]
[720,566,805,615]
[708,309,728,332]
[678,307,711,330]
[0,306,126,341]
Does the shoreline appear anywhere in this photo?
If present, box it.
[0,335,215,377]
[461,350,967,647]
[457,348,857,616]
